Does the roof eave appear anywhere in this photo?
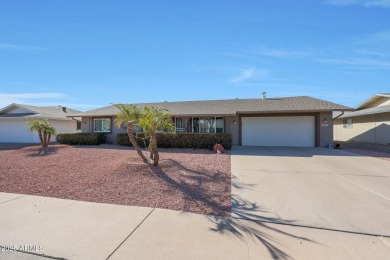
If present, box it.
[355,94,390,110]
[236,108,353,114]
[0,103,39,115]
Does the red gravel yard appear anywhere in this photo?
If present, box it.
[0,144,231,216]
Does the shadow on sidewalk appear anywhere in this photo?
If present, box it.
[207,195,314,260]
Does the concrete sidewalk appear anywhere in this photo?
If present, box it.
[1,192,390,259]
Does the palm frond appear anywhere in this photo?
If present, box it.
[113,103,141,127]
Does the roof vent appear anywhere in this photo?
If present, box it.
[62,107,67,112]
[261,92,267,100]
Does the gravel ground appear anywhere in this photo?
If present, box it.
[0,144,231,216]
[335,141,390,161]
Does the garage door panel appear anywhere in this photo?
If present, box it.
[0,119,34,143]
[242,116,315,147]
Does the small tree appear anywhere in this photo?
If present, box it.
[137,106,174,166]
[114,104,174,166]
[27,120,56,152]
[114,104,149,163]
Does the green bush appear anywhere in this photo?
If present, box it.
[56,133,106,145]
[116,132,232,149]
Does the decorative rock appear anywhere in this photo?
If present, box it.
[213,143,225,153]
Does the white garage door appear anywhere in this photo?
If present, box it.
[0,119,39,143]
[242,116,315,147]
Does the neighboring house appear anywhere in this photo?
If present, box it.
[334,93,390,145]
[0,103,81,143]
[69,95,351,147]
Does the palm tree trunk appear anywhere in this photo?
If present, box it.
[149,134,159,166]
[38,129,44,147]
[47,133,51,147]
[43,131,48,148]
[127,122,149,163]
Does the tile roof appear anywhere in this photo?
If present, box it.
[68,96,352,117]
[0,104,81,120]
[339,104,390,118]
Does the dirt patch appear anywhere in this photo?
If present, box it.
[335,141,390,161]
[0,144,231,216]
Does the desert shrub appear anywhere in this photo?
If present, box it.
[56,133,106,145]
[116,132,232,149]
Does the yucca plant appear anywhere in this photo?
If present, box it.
[27,120,56,151]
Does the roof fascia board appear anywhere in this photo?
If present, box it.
[355,94,390,110]
[0,103,38,115]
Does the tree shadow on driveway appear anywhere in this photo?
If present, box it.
[148,159,314,259]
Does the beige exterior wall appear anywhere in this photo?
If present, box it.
[49,119,80,133]
[334,113,390,144]
[49,119,81,142]
[362,97,390,109]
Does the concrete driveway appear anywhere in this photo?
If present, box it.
[232,146,390,236]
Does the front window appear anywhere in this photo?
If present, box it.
[216,117,224,133]
[76,121,81,130]
[343,118,353,129]
[94,118,111,132]
[199,117,216,133]
[174,117,192,132]
[192,117,224,133]
[174,117,224,133]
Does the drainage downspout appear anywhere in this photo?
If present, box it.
[333,111,344,120]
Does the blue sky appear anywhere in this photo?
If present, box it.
[1,0,389,111]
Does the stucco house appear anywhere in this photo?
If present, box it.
[0,103,81,143]
[334,93,390,145]
[69,95,351,147]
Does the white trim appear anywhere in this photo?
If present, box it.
[0,103,38,115]
[356,94,390,110]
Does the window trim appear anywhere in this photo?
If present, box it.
[94,118,112,133]
[343,118,353,129]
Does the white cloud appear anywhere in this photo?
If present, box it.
[0,43,47,51]
[0,93,101,111]
[230,68,269,83]
[223,46,308,59]
[324,0,390,8]
[0,93,66,108]
[251,46,308,58]
[312,30,390,70]
[316,57,390,68]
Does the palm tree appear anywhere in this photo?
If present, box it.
[27,120,57,151]
[114,104,149,163]
[114,104,174,166]
[137,106,174,166]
